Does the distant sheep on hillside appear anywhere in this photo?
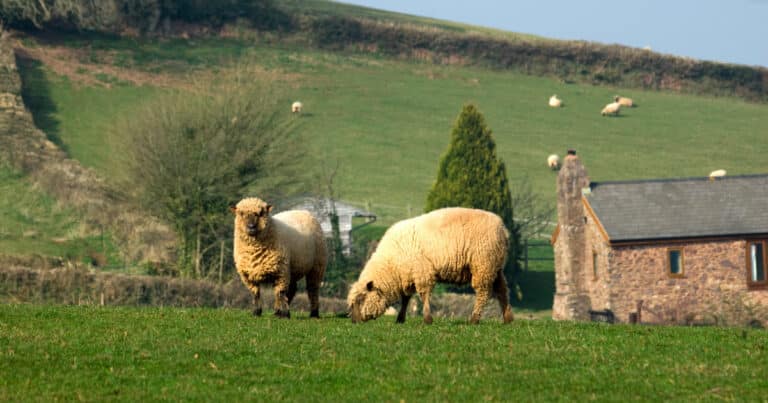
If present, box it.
[614,95,635,108]
[547,154,560,170]
[549,95,563,108]
[291,101,303,113]
[709,169,726,180]
[601,101,621,116]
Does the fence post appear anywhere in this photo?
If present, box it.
[524,239,528,272]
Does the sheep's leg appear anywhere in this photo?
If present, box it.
[396,294,411,323]
[273,275,291,319]
[470,278,492,324]
[418,289,433,325]
[251,285,262,317]
[287,280,297,305]
[493,272,514,324]
[305,273,322,319]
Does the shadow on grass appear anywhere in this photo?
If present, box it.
[15,49,65,152]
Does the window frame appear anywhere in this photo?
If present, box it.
[592,250,599,281]
[667,248,685,278]
[747,240,768,289]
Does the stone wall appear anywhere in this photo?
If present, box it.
[0,30,175,264]
[593,239,768,325]
[581,210,612,311]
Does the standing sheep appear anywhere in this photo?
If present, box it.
[549,94,563,108]
[291,101,303,113]
[347,207,514,325]
[231,197,327,318]
[601,101,621,116]
[547,154,560,170]
[614,95,636,108]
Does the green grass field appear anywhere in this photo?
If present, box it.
[1,304,766,401]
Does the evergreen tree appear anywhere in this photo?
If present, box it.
[425,104,522,281]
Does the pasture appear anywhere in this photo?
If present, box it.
[12,33,768,228]
[1,304,766,401]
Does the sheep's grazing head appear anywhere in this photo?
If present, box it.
[613,95,621,102]
[230,197,273,237]
[347,280,388,323]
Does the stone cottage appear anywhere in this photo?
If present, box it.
[551,151,768,325]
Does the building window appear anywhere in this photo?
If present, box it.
[668,249,684,277]
[592,251,598,280]
[748,241,767,287]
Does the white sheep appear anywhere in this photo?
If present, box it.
[549,94,563,108]
[231,197,327,318]
[291,101,303,113]
[709,169,726,180]
[614,95,635,108]
[547,154,560,170]
[347,207,514,325]
[601,101,621,116]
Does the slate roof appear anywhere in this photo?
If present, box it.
[584,174,768,242]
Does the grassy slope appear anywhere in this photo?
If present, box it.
[0,166,120,263]
[1,305,767,401]
[26,37,768,224]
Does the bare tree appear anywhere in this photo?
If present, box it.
[510,175,555,240]
[113,67,305,277]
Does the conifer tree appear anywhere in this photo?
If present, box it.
[425,104,522,279]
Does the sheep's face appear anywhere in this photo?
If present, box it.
[231,198,272,237]
[347,280,388,323]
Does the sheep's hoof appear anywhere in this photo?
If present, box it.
[252,308,262,317]
[310,309,320,318]
[396,316,406,324]
[503,307,514,324]
[274,310,291,319]
[423,315,433,325]
[470,315,480,325]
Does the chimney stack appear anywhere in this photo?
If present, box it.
[552,150,592,321]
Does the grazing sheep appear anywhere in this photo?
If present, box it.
[347,207,514,325]
[231,197,327,318]
[709,169,726,180]
[547,154,560,170]
[614,95,636,108]
[549,94,563,108]
[601,101,621,116]
[291,101,303,113]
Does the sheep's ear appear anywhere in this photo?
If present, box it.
[366,281,374,291]
[266,204,273,214]
[229,206,237,215]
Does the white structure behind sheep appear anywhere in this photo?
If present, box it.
[291,101,303,113]
[549,95,563,108]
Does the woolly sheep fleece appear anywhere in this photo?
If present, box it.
[232,197,327,318]
[347,207,514,324]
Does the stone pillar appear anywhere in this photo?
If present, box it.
[552,150,592,321]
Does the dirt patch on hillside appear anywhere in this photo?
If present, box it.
[11,33,298,91]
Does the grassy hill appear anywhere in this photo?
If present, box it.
[1,1,767,300]
[2,304,767,401]
[13,33,768,224]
